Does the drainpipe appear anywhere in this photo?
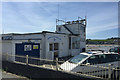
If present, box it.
[43,33,46,59]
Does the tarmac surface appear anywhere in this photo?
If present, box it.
[1,70,29,79]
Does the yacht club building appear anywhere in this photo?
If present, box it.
[1,18,86,61]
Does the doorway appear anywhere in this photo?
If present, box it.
[49,43,59,59]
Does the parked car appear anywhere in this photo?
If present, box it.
[60,51,120,74]
[109,47,120,54]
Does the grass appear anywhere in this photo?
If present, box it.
[87,39,113,42]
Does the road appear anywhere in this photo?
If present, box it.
[86,44,118,52]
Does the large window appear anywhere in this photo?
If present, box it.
[72,37,80,49]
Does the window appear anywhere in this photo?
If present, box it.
[49,44,53,51]
[98,54,106,63]
[83,54,120,65]
[111,54,120,62]
[72,37,80,49]
[80,26,85,32]
[69,37,71,49]
[84,55,99,64]
[54,43,58,50]
[58,27,61,31]
[109,48,114,52]
[109,47,120,53]
[83,27,85,32]
[98,54,120,64]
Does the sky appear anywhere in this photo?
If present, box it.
[2,2,118,39]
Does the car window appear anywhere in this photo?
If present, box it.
[109,47,120,53]
[83,54,120,65]
[111,54,120,61]
[98,54,106,63]
[83,55,99,65]
[104,54,111,63]
[109,48,114,52]
[68,54,88,64]
[103,54,120,63]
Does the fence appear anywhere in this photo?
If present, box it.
[2,53,120,80]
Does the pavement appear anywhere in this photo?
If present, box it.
[1,70,29,80]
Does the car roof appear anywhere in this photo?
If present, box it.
[80,51,119,56]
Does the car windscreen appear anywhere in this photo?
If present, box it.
[68,54,88,64]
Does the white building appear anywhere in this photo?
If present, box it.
[1,18,86,61]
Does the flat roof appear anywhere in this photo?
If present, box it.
[2,31,79,36]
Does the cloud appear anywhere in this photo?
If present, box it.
[86,22,118,35]
[2,2,118,39]
[2,2,58,33]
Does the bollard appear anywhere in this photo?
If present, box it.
[56,58,58,71]
[26,55,28,65]
[108,64,111,80]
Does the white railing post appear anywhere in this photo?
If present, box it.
[56,58,58,71]
[108,64,111,80]
[26,55,28,65]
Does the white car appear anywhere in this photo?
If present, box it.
[60,51,120,74]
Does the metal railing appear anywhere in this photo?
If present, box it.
[2,53,120,80]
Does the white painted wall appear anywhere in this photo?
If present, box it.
[45,33,69,60]
[2,40,12,54]
[1,40,13,61]
[13,34,43,40]
[56,25,71,34]
[56,23,86,55]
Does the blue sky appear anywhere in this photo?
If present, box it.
[2,2,118,39]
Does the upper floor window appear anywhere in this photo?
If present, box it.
[72,37,80,49]
[58,27,61,31]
